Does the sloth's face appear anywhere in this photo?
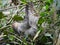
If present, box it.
[12,22,19,28]
[12,22,20,32]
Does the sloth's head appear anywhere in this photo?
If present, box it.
[12,22,22,34]
[12,22,20,30]
[12,22,18,27]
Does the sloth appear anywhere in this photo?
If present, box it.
[12,14,39,36]
[12,3,39,37]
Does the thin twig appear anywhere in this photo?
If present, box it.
[0,25,11,30]
[0,5,25,12]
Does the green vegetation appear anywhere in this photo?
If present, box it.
[0,0,60,45]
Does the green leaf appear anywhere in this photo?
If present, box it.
[20,0,27,4]
[46,0,53,4]
[38,17,45,25]
[13,15,23,21]
[9,28,14,33]
[40,36,47,43]
[46,5,49,10]
[9,35,14,41]
[0,12,6,19]
[45,17,52,24]
[45,0,50,6]
[6,44,10,45]
[40,12,48,17]
[21,0,26,2]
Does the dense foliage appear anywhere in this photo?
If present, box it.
[0,0,60,45]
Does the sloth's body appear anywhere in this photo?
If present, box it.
[29,10,39,29]
[12,14,39,36]
[12,3,39,36]
[12,20,30,34]
[24,27,37,36]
